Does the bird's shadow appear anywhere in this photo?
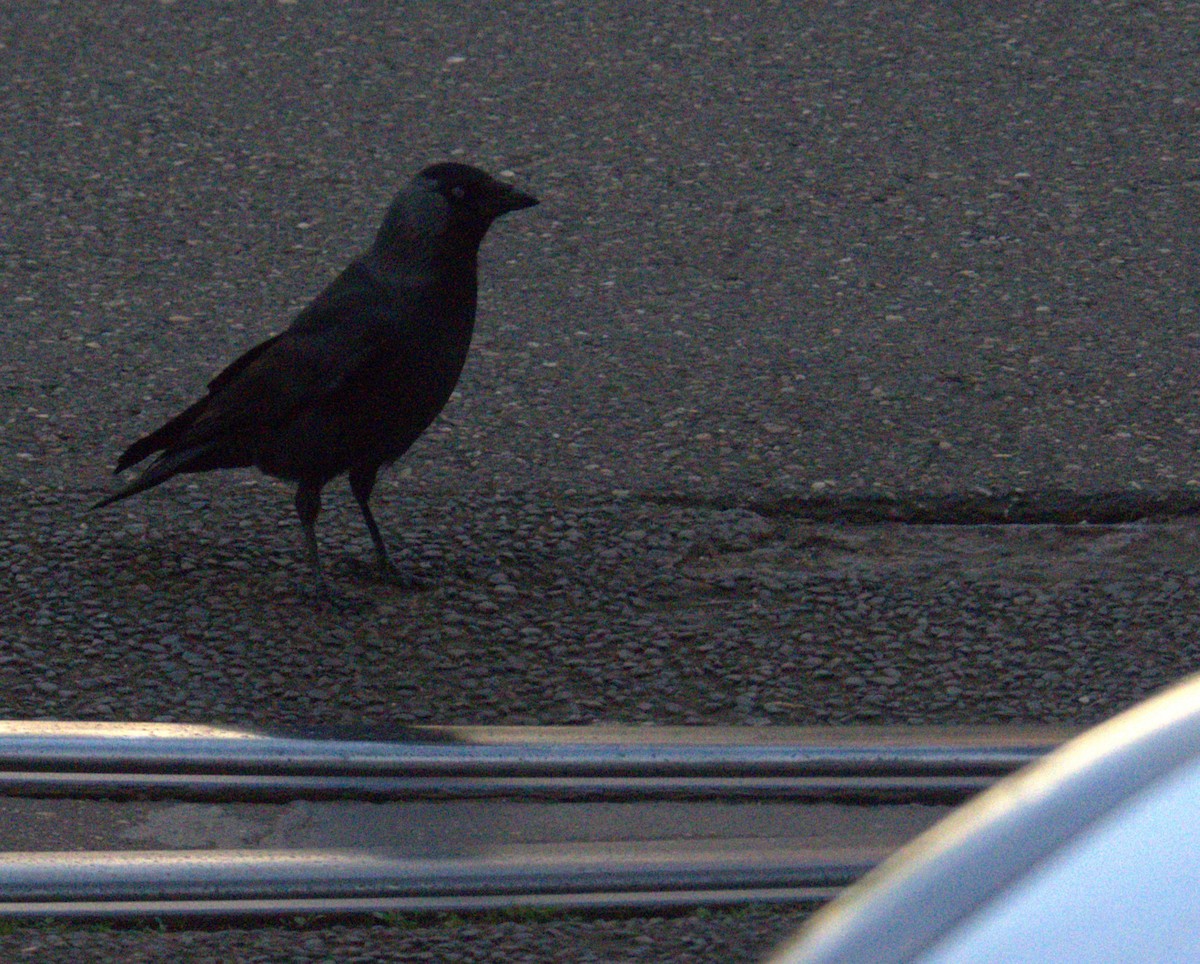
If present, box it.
[88,525,444,609]
[341,557,437,591]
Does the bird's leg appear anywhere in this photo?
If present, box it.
[349,465,429,589]
[294,480,331,599]
[348,466,389,570]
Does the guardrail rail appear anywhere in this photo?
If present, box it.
[0,722,1071,919]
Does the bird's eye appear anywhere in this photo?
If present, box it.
[450,185,466,200]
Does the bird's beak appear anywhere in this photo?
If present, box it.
[493,185,539,216]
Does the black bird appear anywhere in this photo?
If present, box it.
[94,162,538,597]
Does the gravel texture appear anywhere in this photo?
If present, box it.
[4,0,1200,959]
[6,483,1200,730]
[0,907,815,963]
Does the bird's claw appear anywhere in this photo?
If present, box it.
[378,563,433,590]
[305,581,373,612]
[345,558,433,590]
[322,595,374,614]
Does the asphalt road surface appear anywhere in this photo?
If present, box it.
[3,2,1200,960]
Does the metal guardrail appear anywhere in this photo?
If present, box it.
[0,722,1072,800]
[0,723,1071,919]
[0,846,879,919]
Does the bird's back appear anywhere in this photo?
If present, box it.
[251,255,480,481]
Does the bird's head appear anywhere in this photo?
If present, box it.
[372,163,537,265]
[416,162,539,223]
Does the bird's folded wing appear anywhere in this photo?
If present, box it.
[113,263,425,475]
[193,333,384,448]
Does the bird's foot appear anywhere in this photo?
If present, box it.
[378,562,434,590]
[303,581,373,613]
[320,592,375,613]
[347,558,433,590]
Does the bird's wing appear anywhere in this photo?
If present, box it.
[112,331,287,473]
[205,330,286,394]
[114,262,423,473]
[175,266,417,450]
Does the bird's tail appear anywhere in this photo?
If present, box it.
[112,396,209,474]
[91,444,211,510]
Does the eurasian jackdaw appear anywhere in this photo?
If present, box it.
[94,162,538,598]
